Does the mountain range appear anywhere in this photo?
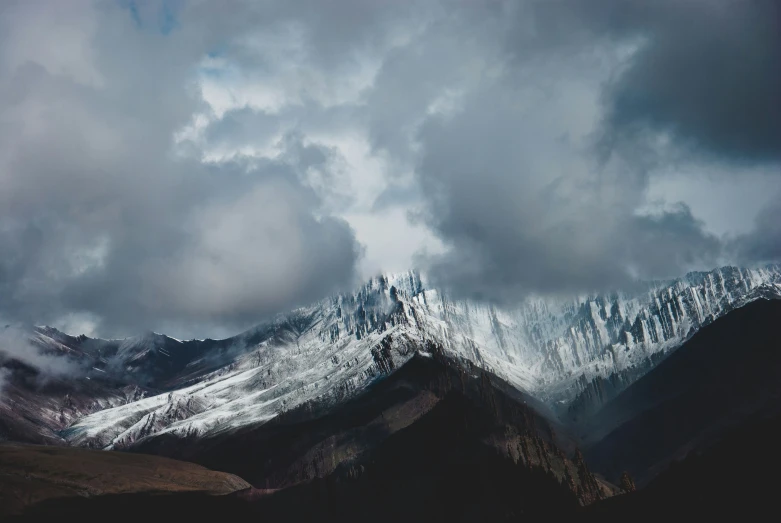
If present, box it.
[2,264,781,520]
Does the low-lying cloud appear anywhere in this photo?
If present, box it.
[0,325,86,396]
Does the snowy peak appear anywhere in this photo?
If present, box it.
[534,266,781,400]
[25,264,781,450]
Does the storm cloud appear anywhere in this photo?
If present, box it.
[0,0,361,337]
[366,0,755,299]
[597,0,781,163]
[0,0,779,338]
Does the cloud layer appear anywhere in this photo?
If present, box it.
[0,0,779,337]
[0,1,362,337]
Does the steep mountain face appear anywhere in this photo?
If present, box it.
[533,266,781,409]
[559,269,781,420]
[582,299,781,485]
[53,265,781,450]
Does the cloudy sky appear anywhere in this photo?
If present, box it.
[0,0,779,339]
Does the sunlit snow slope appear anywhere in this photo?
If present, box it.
[60,265,781,448]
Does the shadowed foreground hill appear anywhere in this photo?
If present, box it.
[12,412,781,523]
[0,443,249,517]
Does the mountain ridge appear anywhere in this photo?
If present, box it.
[3,265,781,451]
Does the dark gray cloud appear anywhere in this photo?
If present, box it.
[0,0,778,339]
[411,71,723,300]
[624,205,723,279]
[0,1,361,338]
[361,0,779,300]
[598,0,781,163]
[502,1,781,163]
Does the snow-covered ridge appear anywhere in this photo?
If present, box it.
[60,265,781,448]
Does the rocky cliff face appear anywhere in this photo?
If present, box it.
[582,299,781,485]
[548,266,781,417]
[362,266,781,407]
[403,266,781,407]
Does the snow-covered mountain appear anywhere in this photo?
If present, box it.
[51,265,781,450]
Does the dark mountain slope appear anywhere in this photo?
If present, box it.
[250,395,583,522]
[583,298,781,484]
[14,411,781,522]
[131,347,615,512]
[11,348,616,522]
